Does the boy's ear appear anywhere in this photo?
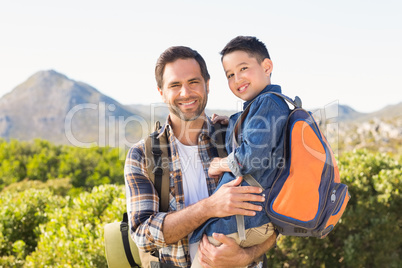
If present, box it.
[262,58,273,76]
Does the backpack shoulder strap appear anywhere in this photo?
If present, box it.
[145,121,170,213]
[233,92,302,144]
[269,92,302,109]
[120,212,140,268]
[212,122,228,158]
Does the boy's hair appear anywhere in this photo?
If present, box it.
[155,46,210,89]
[220,36,271,63]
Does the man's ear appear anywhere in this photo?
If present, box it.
[262,58,273,76]
[157,87,166,103]
[206,80,210,94]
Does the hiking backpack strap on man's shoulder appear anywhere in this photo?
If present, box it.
[145,121,170,212]
[211,121,228,158]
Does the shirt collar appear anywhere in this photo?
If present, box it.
[157,115,214,141]
[243,84,282,110]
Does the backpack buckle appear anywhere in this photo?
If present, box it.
[120,221,129,234]
[152,148,162,156]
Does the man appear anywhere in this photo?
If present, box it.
[125,46,277,268]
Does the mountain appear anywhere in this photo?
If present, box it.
[367,101,402,120]
[337,105,365,121]
[1,70,400,153]
[329,102,402,154]
[0,70,146,146]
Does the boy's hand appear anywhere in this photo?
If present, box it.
[211,113,229,125]
[208,157,225,179]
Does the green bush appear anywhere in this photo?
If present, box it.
[0,139,125,191]
[0,189,65,266]
[24,185,125,267]
[2,178,72,196]
[1,142,400,267]
[267,149,402,267]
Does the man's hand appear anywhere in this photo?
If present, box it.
[204,176,264,218]
[197,234,252,268]
[198,231,278,268]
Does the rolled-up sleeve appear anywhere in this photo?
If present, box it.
[227,151,242,178]
[124,142,168,251]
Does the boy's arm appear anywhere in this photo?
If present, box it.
[197,232,277,267]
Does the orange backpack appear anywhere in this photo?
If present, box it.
[237,92,350,238]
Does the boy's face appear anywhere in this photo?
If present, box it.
[158,58,209,121]
[222,50,272,102]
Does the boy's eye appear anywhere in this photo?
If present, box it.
[227,73,234,79]
[240,67,248,71]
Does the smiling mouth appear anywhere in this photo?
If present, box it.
[179,100,197,106]
[238,84,248,93]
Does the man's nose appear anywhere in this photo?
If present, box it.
[180,84,191,97]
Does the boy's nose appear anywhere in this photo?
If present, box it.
[234,73,242,83]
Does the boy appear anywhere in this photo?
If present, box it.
[190,36,290,267]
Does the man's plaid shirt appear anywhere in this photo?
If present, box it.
[124,116,221,267]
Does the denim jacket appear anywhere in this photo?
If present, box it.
[190,85,290,243]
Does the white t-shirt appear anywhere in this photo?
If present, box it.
[175,139,209,262]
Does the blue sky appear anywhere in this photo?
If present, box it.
[0,0,401,113]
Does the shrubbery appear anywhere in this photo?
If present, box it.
[267,150,401,267]
[0,188,65,267]
[0,139,125,190]
[0,138,401,267]
[1,184,125,267]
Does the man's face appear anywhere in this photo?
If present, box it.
[158,58,209,121]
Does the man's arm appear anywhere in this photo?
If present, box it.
[125,143,169,251]
[125,143,264,248]
[163,176,264,244]
[197,232,278,268]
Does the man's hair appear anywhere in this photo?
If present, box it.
[155,46,210,89]
[220,36,271,63]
